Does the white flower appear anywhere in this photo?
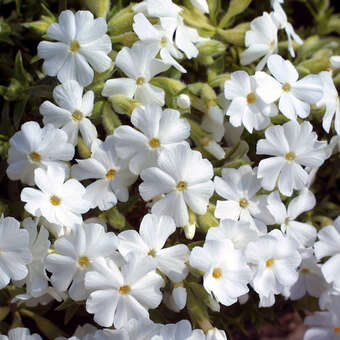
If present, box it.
[317,71,340,134]
[85,256,163,327]
[201,106,225,142]
[161,16,205,59]
[257,120,328,196]
[37,10,112,86]
[21,166,91,227]
[206,219,258,251]
[0,328,42,340]
[71,136,137,211]
[245,229,301,307]
[271,2,303,57]
[241,12,278,70]
[133,0,182,18]
[255,54,323,120]
[206,328,228,340]
[330,56,340,70]
[102,41,170,106]
[118,214,189,282]
[133,13,186,73]
[314,217,340,291]
[139,143,214,227]
[102,318,160,340]
[0,216,32,289]
[267,190,317,247]
[12,287,66,308]
[6,121,74,186]
[214,165,273,233]
[190,0,209,13]
[154,320,205,340]
[45,223,117,301]
[289,248,324,300]
[22,218,50,297]
[224,71,277,133]
[304,296,340,340]
[190,239,252,306]
[40,80,97,147]
[112,104,190,175]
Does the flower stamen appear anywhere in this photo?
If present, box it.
[50,195,61,206]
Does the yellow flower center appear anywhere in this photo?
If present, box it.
[301,268,310,274]
[69,40,81,52]
[148,138,161,148]
[160,36,167,47]
[176,181,187,191]
[72,110,83,122]
[78,256,90,268]
[106,169,116,180]
[136,77,146,85]
[29,151,41,162]
[148,249,156,257]
[282,83,291,92]
[285,151,296,161]
[246,92,257,104]
[266,258,275,268]
[50,195,61,206]
[119,285,131,294]
[239,198,248,208]
[212,267,222,279]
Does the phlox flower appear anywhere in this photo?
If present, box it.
[102,41,170,106]
[102,319,160,340]
[6,121,74,186]
[22,218,50,297]
[267,190,317,247]
[118,214,189,282]
[304,296,340,340]
[206,328,228,340]
[241,12,278,71]
[0,328,42,340]
[45,223,118,301]
[190,239,252,306]
[224,71,277,133]
[21,166,91,227]
[256,120,328,196]
[314,217,340,291]
[139,143,214,227]
[245,229,301,307]
[85,256,163,328]
[0,216,32,289]
[201,105,225,142]
[317,71,340,135]
[214,165,273,233]
[133,13,186,73]
[133,0,182,18]
[271,2,303,57]
[289,248,325,300]
[71,135,137,211]
[153,320,205,340]
[255,54,323,120]
[40,80,97,147]
[206,219,258,251]
[38,10,112,86]
[112,104,190,175]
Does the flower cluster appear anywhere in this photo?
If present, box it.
[1,0,340,339]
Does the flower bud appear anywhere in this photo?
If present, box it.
[207,328,228,340]
[217,22,250,47]
[197,40,226,57]
[108,95,140,115]
[84,0,110,18]
[177,94,191,109]
[201,137,226,160]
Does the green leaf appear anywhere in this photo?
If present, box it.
[13,98,28,129]
[20,309,66,340]
[0,307,10,321]
[218,0,252,28]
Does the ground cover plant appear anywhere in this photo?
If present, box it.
[0,0,340,339]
